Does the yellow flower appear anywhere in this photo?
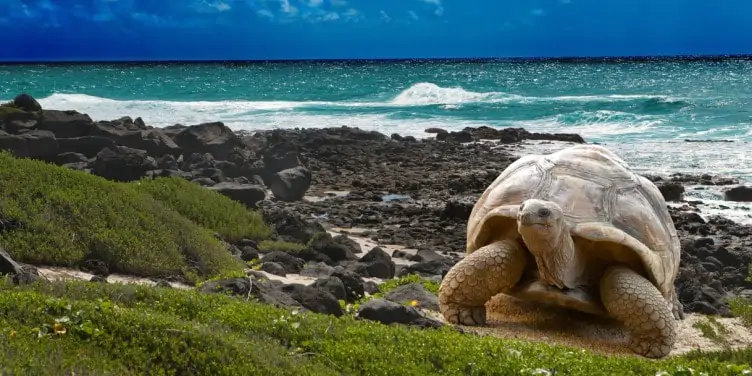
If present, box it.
[410,300,419,307]
[53,322,67,335]
[9,330,16,338]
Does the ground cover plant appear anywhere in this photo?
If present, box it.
[0,151,253,283]
[132,177,271,242]
[0,279,750,376]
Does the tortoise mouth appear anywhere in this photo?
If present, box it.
[518,220,552,229]
[517,213,556,228]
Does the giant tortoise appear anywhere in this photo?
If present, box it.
[438,144,683,358]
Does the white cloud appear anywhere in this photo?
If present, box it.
[417,0,443,17]
[308,0,323,7]
[278,0,298,15]
[342,8,362,22]
[257,9,274,18]
[212,1,231,11]
[407,10,418,20]
[322,12,339,21]
[379,10,391,22]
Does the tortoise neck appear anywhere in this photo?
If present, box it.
[519,222,582,289]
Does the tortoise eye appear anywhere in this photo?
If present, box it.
[519,203,526,211]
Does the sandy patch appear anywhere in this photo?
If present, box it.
[37,266,193,290]
[429,294,752,358]
[32,229,416,291]
[256,228,418,286]
[304,190,350,202]
[329,226,419,266]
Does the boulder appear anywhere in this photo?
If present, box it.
[57,136,117,158]
[171,122,243,161]
[91,146,158,182]
[0,130,58,160]
[356,299,443,328]
[12,93,42,112]
[724,185,752,202]
[269,166,312,202]
[359,247,396,279]
[657,182,685,202]
[36,110,94,138]
[207,182,266,208]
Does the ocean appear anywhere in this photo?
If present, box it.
[1,60,751,223]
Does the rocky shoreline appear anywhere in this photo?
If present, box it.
[1,93,752,327]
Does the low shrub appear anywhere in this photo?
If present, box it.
[1,279,749,376]
[0,151,244,282]
[132,177,272,242]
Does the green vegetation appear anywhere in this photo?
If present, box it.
[0,151,260,283]
[731,297,752,327]
[0,278,749,375]
[339,274,442,315]
[693,316,732,349]
[258,239,307,253]
[132,177,271,242]
[374,273,441,296]
[0,100,37,118]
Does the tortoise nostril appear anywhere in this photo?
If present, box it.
[538,208,551,218]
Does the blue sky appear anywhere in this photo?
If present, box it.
[1,0,751,61]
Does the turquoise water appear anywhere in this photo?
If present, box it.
[1,60,751,182]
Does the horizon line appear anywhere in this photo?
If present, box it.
[2,53,752,66]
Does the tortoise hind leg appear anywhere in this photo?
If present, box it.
[599,265,678,358]
[438,239,527,326]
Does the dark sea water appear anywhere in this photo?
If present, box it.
[1,60,751,222]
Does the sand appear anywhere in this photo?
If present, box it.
[37,266,194,289]
[422,293,752,358]
[33,228,414,290]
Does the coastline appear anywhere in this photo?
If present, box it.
[2,93,752,359]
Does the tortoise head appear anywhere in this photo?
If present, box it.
[517,199,581,290]
[517,199,564,231]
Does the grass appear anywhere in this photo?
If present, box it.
[338,273,442,315]
[0,151,263,283]
[693,316,732,349]
[0,278,749,375]
[0,100,39,118]
[131,177,272,242]
[374,273,440,296]
[258,240,308,253]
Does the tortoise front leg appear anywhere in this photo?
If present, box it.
[599,265,678,358]
[438,239,527,326]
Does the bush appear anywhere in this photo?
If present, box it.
[258,240,307,253]
[0,279,750,376]
[0,151,244,282]
[374,273,440,296]
[132,177,272,242]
